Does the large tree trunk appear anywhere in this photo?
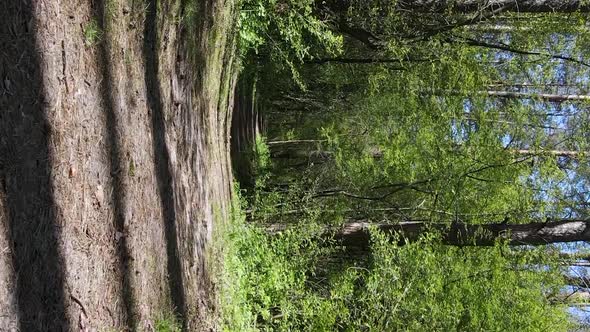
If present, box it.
[269,219,590,248]
[0,0,237,330]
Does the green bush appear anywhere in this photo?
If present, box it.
[218,185,570,331]
[238,0,342,83]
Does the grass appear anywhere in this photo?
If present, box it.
[154,314,182,332]
[215,186,572,331]
[105,0,118,20]
[215,180,346,331]
[212,186,254,331]
[83,19,102,46]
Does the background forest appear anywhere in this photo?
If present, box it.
[220,0,590,331]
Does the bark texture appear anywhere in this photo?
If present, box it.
[0,0,237,330]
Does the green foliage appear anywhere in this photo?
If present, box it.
[320,89,548,222]
[238,0,342,83]
[219,187,571,331]
[252,135,272,187]
[333,231,570,331]
[219,185,342,331]
[83,19,102,46]
[248,135,285,219]
[229,3,590,330]
[239,0,342,55]
[154,314,181,332]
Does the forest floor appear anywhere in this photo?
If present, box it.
[1,0,237,331]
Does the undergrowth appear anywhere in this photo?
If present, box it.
[218,194,570,331]
[154,315,181,332]
[218,184,344,331]
[83,19,102,46]
[217,140,571,331]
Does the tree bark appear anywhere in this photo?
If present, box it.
[0,0,237,330]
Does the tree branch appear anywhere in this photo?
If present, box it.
[450,36,590,68]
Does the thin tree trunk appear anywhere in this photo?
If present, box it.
[559,253,590,261]
[551,290,590,304]
[397,0,590,13]
[512,149,583,157]
[424,88,590,102]
[306,57,432,66]
[268,219,590,247]
[269,144,583,162]
[321,0,590,21]
[452,37,590,68]
[485,90,590,102]
[564,276,590,288]
[268,139,326,145]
